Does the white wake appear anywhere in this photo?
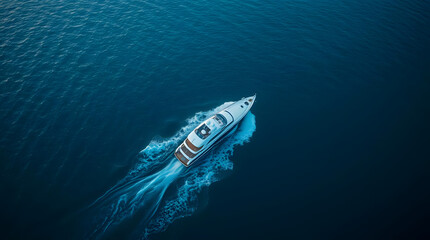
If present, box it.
[85,102,256,239]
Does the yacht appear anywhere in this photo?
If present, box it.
[175,95,256,167]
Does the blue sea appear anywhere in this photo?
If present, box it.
[1,0,429,239]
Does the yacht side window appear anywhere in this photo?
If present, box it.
[213,114,227,125]
[195,124,211,139]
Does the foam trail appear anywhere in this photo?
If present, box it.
[85,102,256,240]
[88,160,183,238]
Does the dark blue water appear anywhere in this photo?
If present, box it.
[1,0,429,239]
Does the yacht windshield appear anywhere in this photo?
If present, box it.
[213,114,227,125]
[195,124,211,139]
